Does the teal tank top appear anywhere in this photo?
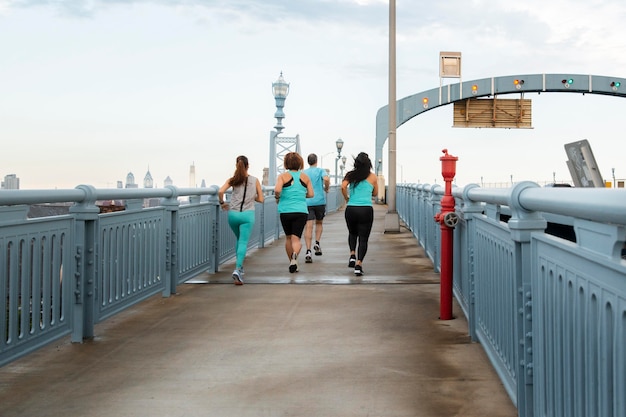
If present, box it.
[347,180,374,207]
[278,171,308,214]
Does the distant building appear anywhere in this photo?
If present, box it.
[28,202,72,218]
[164,176,173,187]
[143,168,154,188]
[125,172,138,189]
[189,162,196,188]
[262,168,269,186]
[1,174,20,190]
[141,167,160,207]
[200,179,209,202]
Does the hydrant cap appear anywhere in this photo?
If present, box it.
[440,148,458,180]
[440,148,458,162]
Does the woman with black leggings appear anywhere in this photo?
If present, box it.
[341,152,378,276]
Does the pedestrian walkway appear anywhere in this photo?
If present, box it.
[0,204,517,417]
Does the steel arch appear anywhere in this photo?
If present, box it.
[375,73,626,170]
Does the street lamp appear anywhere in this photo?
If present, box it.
[340,155,347,180]
[612,167,616,188]
[272,72,289,134]
[269,72,290,185]
[334,138,344,184]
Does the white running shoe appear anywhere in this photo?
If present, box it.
[289,253,299,273]
[232,269,244,285]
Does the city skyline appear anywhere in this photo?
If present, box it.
[2,163,199,190]
[2,1,626,190]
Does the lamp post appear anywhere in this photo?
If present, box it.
[612,167,616,188]
[340,155,347,180]
[385,0,400,232]
[269,72,290,185]
[272,72,289,133]
[334,138,344,184]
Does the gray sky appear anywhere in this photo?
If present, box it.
[2,0,626,189]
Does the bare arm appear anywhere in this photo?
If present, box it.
[218,180,231,209]
[274,173,284,201]
[369,173,379,196]
[341,179,350,202]
[218,180,230,201]
[255,179,265,203]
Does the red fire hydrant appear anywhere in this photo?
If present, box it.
[434,149,458,320]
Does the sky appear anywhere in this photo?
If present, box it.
[2,0,626,190]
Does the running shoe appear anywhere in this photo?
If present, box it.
[354,265,363,276]
[305,250,313,263]
[314,242,322,256]
[232,269,244,285]
[289,253,299,273]
[348,256,356,268]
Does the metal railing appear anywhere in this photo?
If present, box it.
[397,182,626,417]
[4,177,624,417]
[0,184,343,367]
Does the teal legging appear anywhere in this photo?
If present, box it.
[228,210,255,269]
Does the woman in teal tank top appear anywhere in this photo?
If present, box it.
[274,152,314,273]
[341,152,378,276]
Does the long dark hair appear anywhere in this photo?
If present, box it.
[344,152,372,184]
[229,155,249,187]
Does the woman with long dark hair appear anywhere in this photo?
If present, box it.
[218,155,264,284]
[341,152,378,276]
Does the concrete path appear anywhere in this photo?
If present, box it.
[0,204,517,417]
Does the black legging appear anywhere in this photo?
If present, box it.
[344,206,374,261]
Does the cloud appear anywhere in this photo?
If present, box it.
[6,0,389,25]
